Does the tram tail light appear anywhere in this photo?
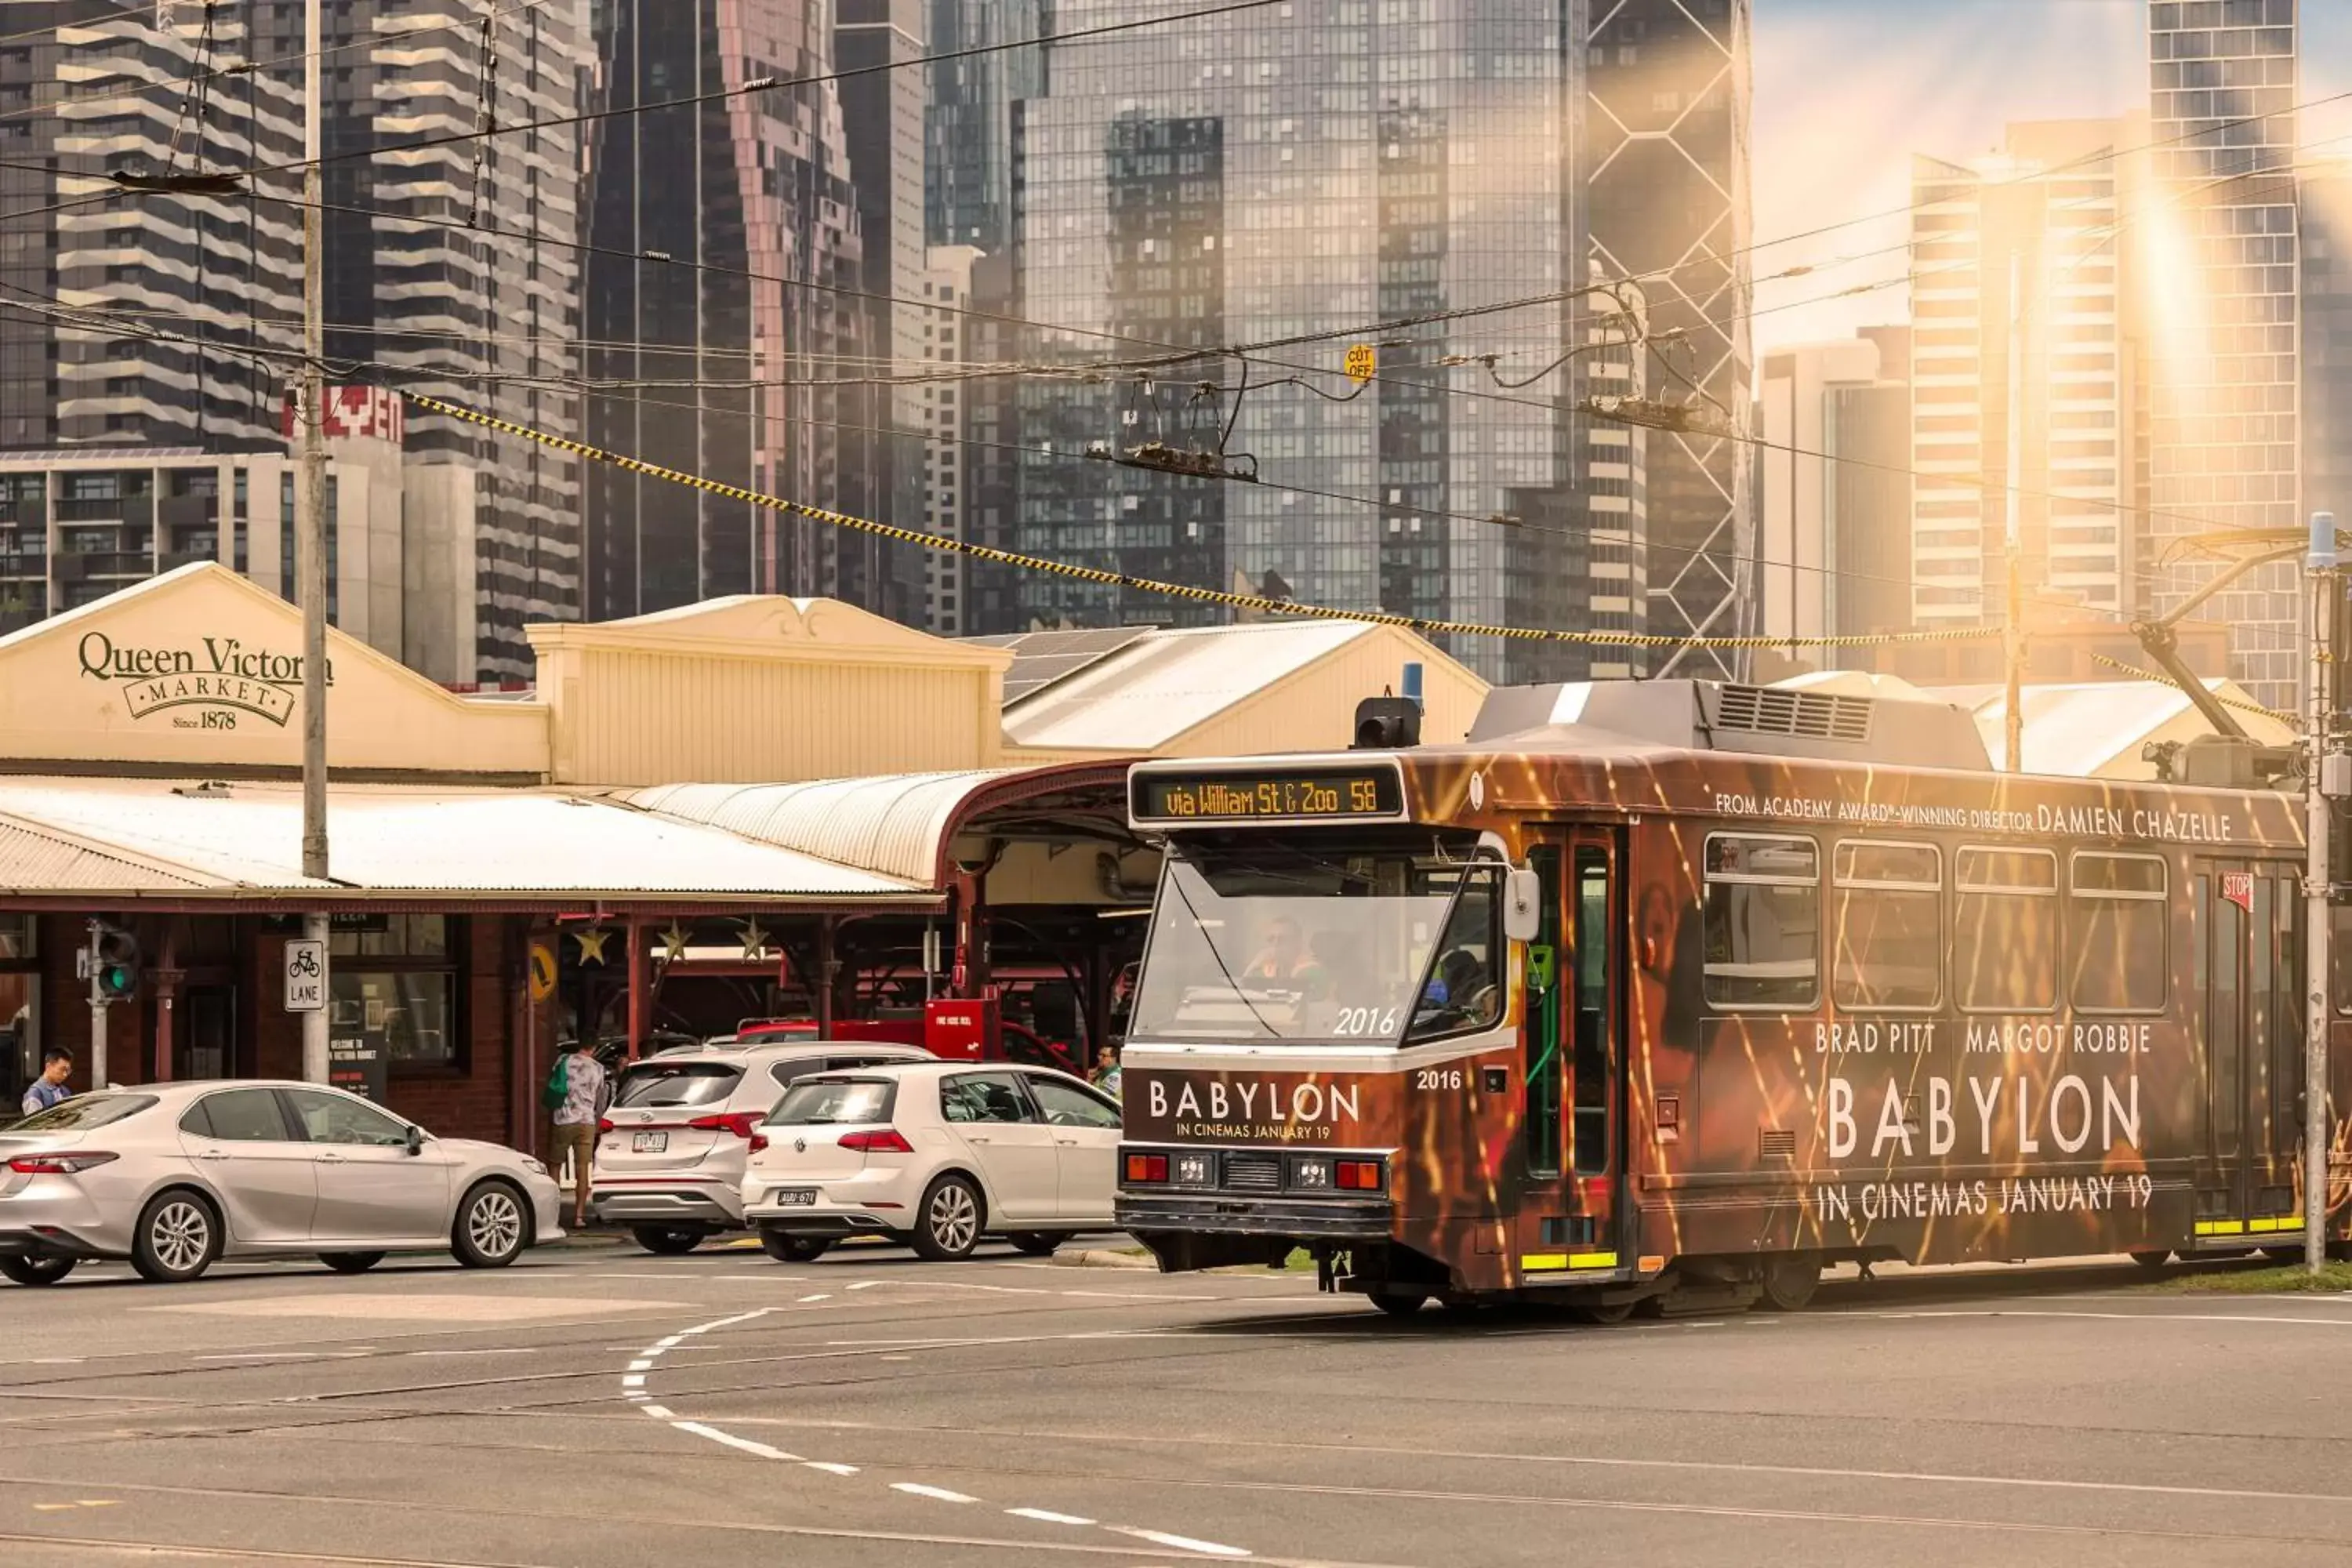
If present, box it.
[1335,1159,1384,1192]
[1125,1152,1169,1184]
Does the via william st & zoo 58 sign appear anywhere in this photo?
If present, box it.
[78,630,333,731]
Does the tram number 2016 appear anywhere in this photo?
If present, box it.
[1414,1068,1465,1092]
[1332,1007,1401,1036]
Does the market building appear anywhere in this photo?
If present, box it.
[0,564,1486,1150]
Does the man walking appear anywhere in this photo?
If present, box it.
[546,1041,608,1229]
[20,1044,72,1117]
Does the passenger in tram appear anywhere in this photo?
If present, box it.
[1243,917,1319,985]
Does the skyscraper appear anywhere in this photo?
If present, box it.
[1004,0,1617,684]
[2304,161,2351,528]
[1906,122,2145,638]
[2145,0,2301,709]
[925,0,1040,254]
[580,1,863,621]
[1584,0,1755,678]
[271,0,593,682]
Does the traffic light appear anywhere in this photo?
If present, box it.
[92,924,140,1000]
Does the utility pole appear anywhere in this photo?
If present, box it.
[2002,254,2028,773]
[2306,511,2339,1275]
[296,0,331,1085]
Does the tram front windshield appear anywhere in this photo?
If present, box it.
[1131,840,1502,1046]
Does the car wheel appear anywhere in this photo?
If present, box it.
[1004,1232,1065,1258]
[0,1254,74,1287]
[630,1225,705,1256]
[318,1252,385,1275]
[910,1174,983,1261]
[452,1181,528,1269]
[1368,1290,1428,1319]
[132,1190,221,1283]
[757,1231,833,1264]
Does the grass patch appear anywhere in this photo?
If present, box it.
[2139,1260,2352,1294]
[1210,1247,1315,1274]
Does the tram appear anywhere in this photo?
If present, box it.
[1111,678,2352,1316]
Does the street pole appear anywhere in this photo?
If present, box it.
[85,920,107,1091]
[2002,255,2027,773]
[2307,511,2339,1275]
[297,0,331,1085]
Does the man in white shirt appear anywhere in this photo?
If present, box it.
[548,1043,608,1229]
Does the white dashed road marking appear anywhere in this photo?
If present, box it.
[624,1306,1256,1559]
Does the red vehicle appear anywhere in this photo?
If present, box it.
[1113,680,2350,1317]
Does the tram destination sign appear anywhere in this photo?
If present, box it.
[1131,765,1403,825]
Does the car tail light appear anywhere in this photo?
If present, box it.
[1335,1159,1383,1192]
[1125,1152,1169,1184]
[837,1128,913,1154]
[7,1152,118,1175]
[748,1133,770,1155]
[688,1112,768,1141]
[596,1116,615,1134]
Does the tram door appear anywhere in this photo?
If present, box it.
[2194,860,2303,1239]
[1519,829,1625,1270]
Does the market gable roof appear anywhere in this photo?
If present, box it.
[0,778,930,904]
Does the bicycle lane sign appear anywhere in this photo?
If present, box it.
[284,938,327,1012]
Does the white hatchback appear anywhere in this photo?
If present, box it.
[741,1063,1123,1261]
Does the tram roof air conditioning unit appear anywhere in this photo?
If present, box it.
[1467,679,1992,771]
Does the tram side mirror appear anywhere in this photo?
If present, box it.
[1503,868,1541,944]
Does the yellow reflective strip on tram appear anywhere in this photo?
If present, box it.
[1567,1252,1619,1270]
[2245,1215,2304,1233]
[2194,1219,2246,1236]
[1520,1254,1569,1272]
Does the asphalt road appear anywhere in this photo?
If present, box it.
[2,1242,2350,1567]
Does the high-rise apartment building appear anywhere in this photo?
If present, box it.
[1907,122,2145,637]
[1585,0,1755,677]
[0,2,583,684]
[925,0,1040,254]
[1004,0,1627,684]
[0,4,302,449]
[580,1,863,621]
[917,245,981,634]
[1756,327,1912,667]
[269,0,592,682]
[834,0,931,629]
[2145,0,2301,709]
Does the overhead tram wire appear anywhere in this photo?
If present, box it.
[0,286,2316,656]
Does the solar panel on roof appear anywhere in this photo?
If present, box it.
[962,626,1158,706]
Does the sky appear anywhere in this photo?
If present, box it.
[1750,0,2352,354]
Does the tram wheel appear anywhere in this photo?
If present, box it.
[1568,1299,1635,1325]
[2128,1249,2171,1272]
[1367,1290,1428,1319]
[1755,1255,1821,1312]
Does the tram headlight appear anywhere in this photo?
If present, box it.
[1288,1155,1334,1192]
[1173,1152,1215,1188]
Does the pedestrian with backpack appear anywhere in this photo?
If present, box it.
[543,1040,608,1230]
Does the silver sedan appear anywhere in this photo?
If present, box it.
[0,1080,564,1286]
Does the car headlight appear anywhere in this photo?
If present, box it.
[520,1156,548,1177]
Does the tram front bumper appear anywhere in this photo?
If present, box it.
[1115,1192,1394,1240]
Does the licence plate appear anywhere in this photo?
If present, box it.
[632,1131,668,1153]
[773,1189,817,1206]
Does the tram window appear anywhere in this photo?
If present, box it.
[1702,833,1820,1010]
[1409,868,1503,1040]
[1955,847,2058,1012]
[1570,848,1612,1176]
[2333,906,2352,1015]
[1831,840,1942,1010]
[2068,852,2167,1013]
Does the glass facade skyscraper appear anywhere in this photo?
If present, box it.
[2305,162,2352,530]
[2145,0,2301,710]
[1004,0,1628,683]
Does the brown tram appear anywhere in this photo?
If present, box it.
[1111,679,2351,1316]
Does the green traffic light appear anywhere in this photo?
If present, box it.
[98,963,136,999]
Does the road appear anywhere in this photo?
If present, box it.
[2,1242,2349,1567]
